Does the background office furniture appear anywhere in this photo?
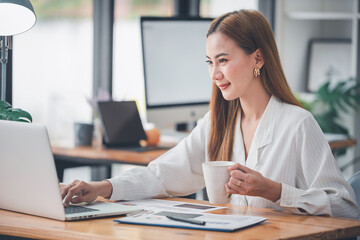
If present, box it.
[1,197,360,240]
[330,139,357,153]
[275,0,360,173]
[52,137,355,182]
[52,146,168,181]
[275,0,358,93]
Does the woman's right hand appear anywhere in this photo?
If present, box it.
[60,180,113,207]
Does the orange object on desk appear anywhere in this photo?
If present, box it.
[145,128,161,146]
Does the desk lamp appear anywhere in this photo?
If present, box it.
[0,0,36,101]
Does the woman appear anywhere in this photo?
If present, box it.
[62,10,360,219]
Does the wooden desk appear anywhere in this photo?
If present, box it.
[52,138,356,181]
[1,198,359,240]
[52,146,168,181]
[329,139,356,151]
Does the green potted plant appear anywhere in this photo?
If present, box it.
[299,78,360,135]
[298,77,360,155]
[0,100,32,123]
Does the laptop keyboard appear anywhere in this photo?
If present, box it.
[65,205,99,215]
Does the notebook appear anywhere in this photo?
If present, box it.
[0,120,141,221]
[97,101,169,152]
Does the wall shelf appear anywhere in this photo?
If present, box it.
[287,12,356,20]
[275,0,360,175]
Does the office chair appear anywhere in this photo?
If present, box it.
[349,172,360,207]
[348,171,360,221]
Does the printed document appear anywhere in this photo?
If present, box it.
[115,210,266,232]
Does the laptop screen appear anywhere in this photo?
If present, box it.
[97,101,147,146]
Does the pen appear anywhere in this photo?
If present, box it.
[166,216,206,226]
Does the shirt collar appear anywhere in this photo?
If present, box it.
[232,95,282,165]
[236,95,283,151]
[252,95,282,149]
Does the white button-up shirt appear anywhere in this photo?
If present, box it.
[108,96,360,219]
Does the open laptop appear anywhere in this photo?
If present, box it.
[0,120,141,221]
[98,101,169,152]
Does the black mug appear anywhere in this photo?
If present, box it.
[74,123,94,146]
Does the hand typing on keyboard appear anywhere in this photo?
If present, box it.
[60,180,113,207]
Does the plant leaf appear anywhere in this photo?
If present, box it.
[0,101,11,110]
[0,101,32,123]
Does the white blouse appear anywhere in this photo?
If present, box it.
[108,96,360,219]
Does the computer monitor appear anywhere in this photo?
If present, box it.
[140,17,213,131]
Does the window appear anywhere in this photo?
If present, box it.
[113,0,173,117]
[13,0,259,146]
[200,0,258,18]
[13,0,93,146]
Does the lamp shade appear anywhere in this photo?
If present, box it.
[0,0,36,36]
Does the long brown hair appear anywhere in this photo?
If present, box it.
[207,10,302,162]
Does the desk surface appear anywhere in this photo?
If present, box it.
[52,146,168,166]
[1,198,360,240]
[53,137,356,164]
[52,138,357,182]
[329,138,356,151]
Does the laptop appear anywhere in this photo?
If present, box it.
[98,101,169,152]
[0,120,141,221]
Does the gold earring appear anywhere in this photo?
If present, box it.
[254,68,260,78]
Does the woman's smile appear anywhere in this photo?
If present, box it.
[218,83,231,90]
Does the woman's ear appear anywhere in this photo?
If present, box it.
[254,49,264,69]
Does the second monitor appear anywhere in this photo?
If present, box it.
[141,17,213,130]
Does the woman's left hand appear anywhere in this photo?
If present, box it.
[225,163,281,202]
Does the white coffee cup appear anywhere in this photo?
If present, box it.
[202,161,235,204]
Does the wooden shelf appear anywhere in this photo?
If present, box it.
[287,12,356,20]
